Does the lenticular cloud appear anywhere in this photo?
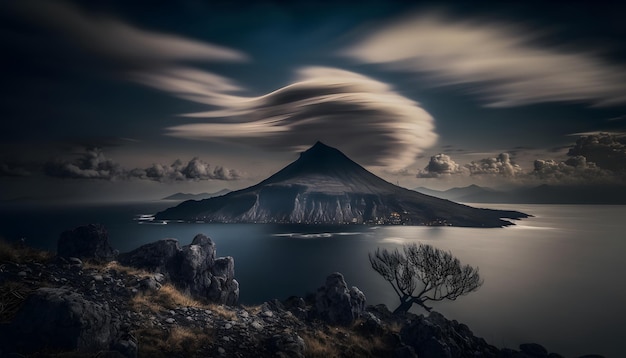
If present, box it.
[166,67,438,170]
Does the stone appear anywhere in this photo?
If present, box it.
[1,287,119,354]
[315,272,366,326]
[520,343,548,357]
[138,276,162,292]
[57,224,118,261]
[269,332,306,358]
[118,238,180,273]
[400,311,499,358]
[118,234,239,305]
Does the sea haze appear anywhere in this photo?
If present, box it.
[1,203,624,357]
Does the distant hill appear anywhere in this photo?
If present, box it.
[156,142,528,227]
[162,189,231,201]
[415,184,626,204]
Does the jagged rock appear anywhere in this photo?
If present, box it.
[520,343,548,357]
[138,275,162,292]
[355,311,384,336]
[57,224,118,261]
[118,234,239,305]
[118,238,180,273]
[0,287,120,355]
[315,272,366,326]
[269,332,306,358]
[400,311,499,358]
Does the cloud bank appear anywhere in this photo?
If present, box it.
[417,154,463,178]
[166,67,438,170]
[45,149,240,182]
[345,12,626,107]
[417,134,625,185]
[465,153,523,177]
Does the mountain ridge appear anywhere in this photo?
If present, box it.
[156,142,528,227]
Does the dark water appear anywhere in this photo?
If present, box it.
[1,202,625,357]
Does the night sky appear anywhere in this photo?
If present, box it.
[2,0,626,203]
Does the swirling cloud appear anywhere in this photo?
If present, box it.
[344,12,626,107]
[166,67,438,170]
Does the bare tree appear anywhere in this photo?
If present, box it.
[369,243,482,314]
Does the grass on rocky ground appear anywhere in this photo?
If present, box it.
[135,325,215,358]
[1,239,394,357]
[0,238,52,264]
[301,319,390,358]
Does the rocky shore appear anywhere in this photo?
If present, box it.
[0,224,604,357]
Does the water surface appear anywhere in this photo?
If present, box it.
[1,203,624,357]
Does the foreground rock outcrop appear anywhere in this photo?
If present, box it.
[118,234,239,305]
[57,223,118,261]
[315,272,366,326]
[0,227,605,358]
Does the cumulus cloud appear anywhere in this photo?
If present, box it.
[465,153,523,177]
[344,12,626,107]
[529,155,614,184]
[44,149,240,182]
[130,158,240,182]
[567,133,626,173]
[166,67,438,170]
[45,149,124,180]
[416,154,464,178]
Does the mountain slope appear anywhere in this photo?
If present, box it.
[155,142,528,227]
[162,189,232,201]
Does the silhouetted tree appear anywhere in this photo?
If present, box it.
[369,243,482,314]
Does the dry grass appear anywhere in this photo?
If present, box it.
[135,326,214,358]
[208,303,238,320]
[301,323,387,358]
[0,238,52,264]
[0,281,33,323]
[98,260,152,277]
[131,283,208,313]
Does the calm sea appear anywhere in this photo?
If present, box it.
[1,202,624,357]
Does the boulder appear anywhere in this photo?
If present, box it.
[315,272,366,326]
[0,287,120,354]
[118,234,239,305]
[269,332,306,358]
[118,238,181,273]
[400,311,499,358]
[57,224,118,261]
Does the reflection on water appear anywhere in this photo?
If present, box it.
[1,203,625,357]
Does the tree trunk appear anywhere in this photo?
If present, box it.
[393,299,413,314]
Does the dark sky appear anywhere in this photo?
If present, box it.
[1,0,625,203]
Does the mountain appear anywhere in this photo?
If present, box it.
[162,189,232,201]
[155,142,528,227]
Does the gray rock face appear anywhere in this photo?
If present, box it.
[315,272,366,326]
[118,234,239,305]
[3,287,119,354]
[400,311,500,358]
[57,224,118,261]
